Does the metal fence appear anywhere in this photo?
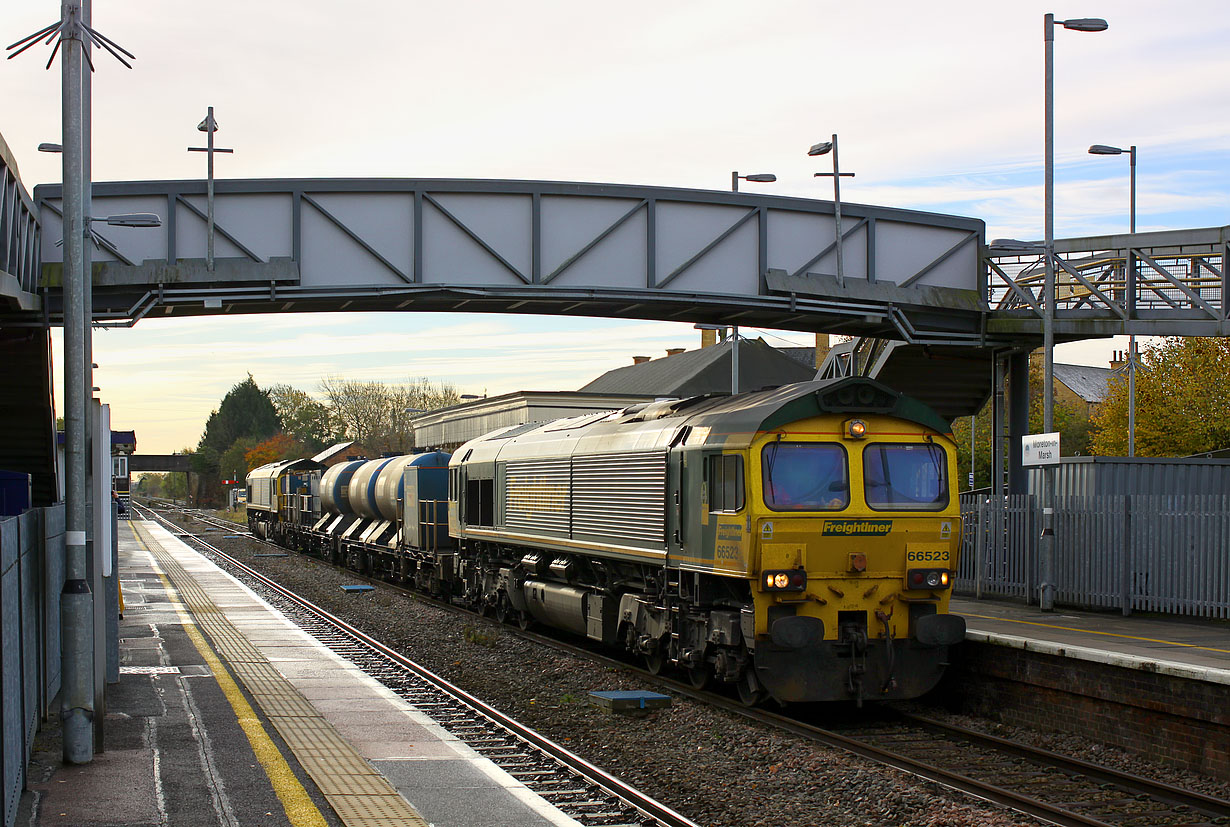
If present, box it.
[1,505,63,827]
[958,493,1230,619]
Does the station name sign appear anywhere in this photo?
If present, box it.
[1022,432,1060,466]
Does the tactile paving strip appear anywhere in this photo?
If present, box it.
[134,521,430,827]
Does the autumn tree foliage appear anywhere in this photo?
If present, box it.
[268,384,334,451]
[1091,337,1230,457]
[245,433,306,469]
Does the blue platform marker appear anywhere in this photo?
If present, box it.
[340,584,375,594]
[224,534,244,538]
[588,690,671,713]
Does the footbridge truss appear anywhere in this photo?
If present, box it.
[814,226,1229,414]
[22,178,994,344]
[990,227,1230,338]
[0,133,40,315]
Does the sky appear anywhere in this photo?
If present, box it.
[2,1,1228,453]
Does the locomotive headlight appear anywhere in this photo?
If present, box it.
[925,571,942,588]
[844,418,868,439]
[762,569,807,592]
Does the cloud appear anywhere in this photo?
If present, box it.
[22,0,1230,451]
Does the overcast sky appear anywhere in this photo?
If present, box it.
[3,1,1228,452]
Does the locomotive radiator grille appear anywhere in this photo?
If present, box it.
[506,458,571,535]
[571,451,666,546]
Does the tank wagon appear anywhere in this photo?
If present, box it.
[247,377,965,705]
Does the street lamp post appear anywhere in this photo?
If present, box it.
[731,172,776,192]
[1089,143,1137,456]
[1040,12,1108,612]
[188,107,234,272]
[9,7,136,762]
[808,136,856,281]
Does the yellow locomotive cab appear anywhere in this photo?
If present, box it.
[744,413,965,701]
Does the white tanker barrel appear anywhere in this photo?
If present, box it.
[372,455,420,521]
[373,451,452,521]
[320,459,365,515]
[347,456,398,520]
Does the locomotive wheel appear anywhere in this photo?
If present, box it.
[494,597,511,624]
[517,611,534,631]
[736,670,766,707]
[686,664,711,690]
[644,648,667,676]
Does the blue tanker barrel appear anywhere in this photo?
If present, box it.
[403,451,452,548]
[406,451,450,502]
[347,457,398,520]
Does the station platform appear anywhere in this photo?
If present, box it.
[17,519,585,827]
[952,596,1230,686]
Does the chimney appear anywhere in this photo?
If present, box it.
[814,333,831,369]
[700,328,718,349]
[1109,349,1126,370]
[665,348,686,357]
[632,355,651,365]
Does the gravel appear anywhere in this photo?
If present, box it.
[170,512,1227,827]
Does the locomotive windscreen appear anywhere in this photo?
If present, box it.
[863,443,948,510]
[762,442,850,511]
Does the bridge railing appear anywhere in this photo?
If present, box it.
[985,225,1229,336]
[0,132,40,306]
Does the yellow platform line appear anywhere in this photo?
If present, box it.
[131,520,429,827]
[964,612,1230,655]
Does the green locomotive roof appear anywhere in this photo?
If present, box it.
[454,377,952,461]
[694,376,954,439]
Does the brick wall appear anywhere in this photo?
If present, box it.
[939,642,1230,781]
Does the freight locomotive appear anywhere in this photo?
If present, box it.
[247,377,965,704]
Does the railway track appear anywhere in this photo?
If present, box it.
[133,502,700,827]
[146,502,1230,827]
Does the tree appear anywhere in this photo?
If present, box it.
[1091,337,1230,457]
[951,409,994,492]
[318,376,390,447]
[268,384,334,451]
[219,436,261,481]
[318,375,461,453]
[200,374,281,453]
[245,433,305,469]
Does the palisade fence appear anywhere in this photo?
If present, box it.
[1,506,64,827]
[957,492,1230,619]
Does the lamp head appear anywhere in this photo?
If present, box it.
[1088,144,1124,155]
[808,141,833,157]
[1061,17,1108,32]
[38,142,63,153]
[104,213,162,228]
[743,173,776,183]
